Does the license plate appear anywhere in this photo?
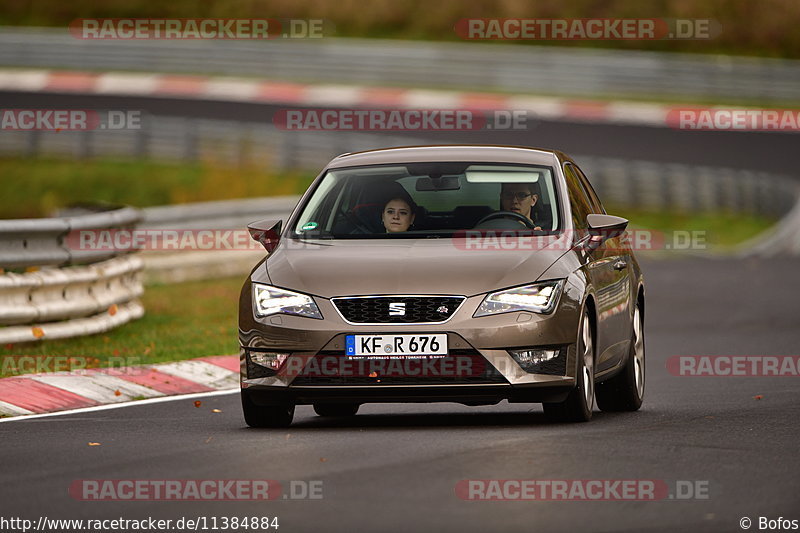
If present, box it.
[345,334,448,357]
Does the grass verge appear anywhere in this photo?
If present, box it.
[1,277,242,378]
[612,208,776,249]
[0,157,314,219]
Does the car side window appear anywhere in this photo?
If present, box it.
[563,163,594,230]
[572,164,605,214]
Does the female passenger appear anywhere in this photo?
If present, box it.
[381,196,416,233]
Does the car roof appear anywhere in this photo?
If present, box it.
[325,145,564,169]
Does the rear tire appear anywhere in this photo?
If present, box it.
[596,302,645,412]
[313,403,360,417]
[241,392,295,428]
[543,310,594,422]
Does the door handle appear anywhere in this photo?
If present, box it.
[613,260,628,270]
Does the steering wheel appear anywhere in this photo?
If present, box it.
[474,210,538,229]
[345,205,381,234]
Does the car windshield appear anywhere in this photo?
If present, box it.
[291,162,561,239]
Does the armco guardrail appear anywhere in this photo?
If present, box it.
[0,206,141,268]
[141,196,299,231]
[2,116,793,218]
[0,256,144,343]
[739,194,800,257]
[138,196,299,284]
[0,207,144,343]
[576,156,798,218]
[0,27,799,104]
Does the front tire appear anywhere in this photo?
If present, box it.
[241,392,295,428]
[596,302,645,412]
[543,310,594,422]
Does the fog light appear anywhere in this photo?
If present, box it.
[250,351,289,371]
[508,347,566,374]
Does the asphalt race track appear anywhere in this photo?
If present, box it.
[2,257,799,532]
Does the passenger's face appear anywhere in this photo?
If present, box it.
[382,199,415,232]
[501,184,537,220]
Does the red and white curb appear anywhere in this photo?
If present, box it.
[0,354,238,418]
[0,68,674,128]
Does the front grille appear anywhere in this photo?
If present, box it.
[332,296,465,324]
[291,349,508,386]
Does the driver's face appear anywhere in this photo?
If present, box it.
[500,184,537,220]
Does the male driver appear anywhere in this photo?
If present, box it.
[500,182,542,230]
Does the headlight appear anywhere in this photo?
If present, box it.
[253,283,323,319]
[474,280,564,317]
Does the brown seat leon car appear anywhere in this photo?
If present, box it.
[240,145,645,427]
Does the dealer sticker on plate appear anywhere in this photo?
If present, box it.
[345,334,447,357]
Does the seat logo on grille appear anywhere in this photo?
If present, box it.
[388,302,406,316]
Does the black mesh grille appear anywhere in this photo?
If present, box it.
[332,296,464,324]
[291,350,508,386]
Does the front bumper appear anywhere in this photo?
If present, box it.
[239,279,583,403]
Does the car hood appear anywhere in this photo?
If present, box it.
[263,236,571,298]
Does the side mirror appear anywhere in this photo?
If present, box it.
[247,219,283,253]
[585,214,628,250]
